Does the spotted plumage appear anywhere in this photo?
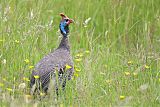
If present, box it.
[30,13,74,95]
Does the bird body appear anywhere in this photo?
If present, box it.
[30,13,74,95]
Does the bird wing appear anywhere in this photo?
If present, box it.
[30,48,74,90]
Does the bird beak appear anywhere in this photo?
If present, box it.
[69,19,74,23]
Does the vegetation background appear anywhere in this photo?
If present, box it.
[0,0,160,106]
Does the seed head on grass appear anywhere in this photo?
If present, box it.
[19,83,26,89]
[2,59,6,64]
[83,17,91,27]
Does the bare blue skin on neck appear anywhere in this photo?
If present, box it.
[60,20,69,37]
[58,20,70,50]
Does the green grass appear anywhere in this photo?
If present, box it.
[0,0,160,106]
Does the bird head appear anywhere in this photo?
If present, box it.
[59,13,74,37]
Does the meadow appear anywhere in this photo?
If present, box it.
[0,0,160,106]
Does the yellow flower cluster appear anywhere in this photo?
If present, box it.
[72,50,90,80]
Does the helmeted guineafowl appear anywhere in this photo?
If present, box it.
[30,13,74,95]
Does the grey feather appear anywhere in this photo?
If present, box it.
[30,36,74,95]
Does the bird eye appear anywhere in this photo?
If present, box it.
[66,19,69,22]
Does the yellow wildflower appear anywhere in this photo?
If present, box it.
[106,79,112,84]
[24,59,30,64]
[15,40,19,43]
[133,72,138,76]
[124,72,130,76]
[75,53,83,57]
[85,50,90,54]
[119,95,125,100]
[75,58,82,62]
[74,73,79,77]
[6,88,12,92]
[127,61,132,64]
[40,92,46,96]
[66,64,72,70]
[23,77,30,82]
[29,65,34,69]
[75,68,81,72]
[0,83,4,87]
[145,65,150,69]
[34,75,40,79]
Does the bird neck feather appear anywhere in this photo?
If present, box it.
[58,36,70,51]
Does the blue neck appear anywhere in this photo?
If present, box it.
[60,21,69,37]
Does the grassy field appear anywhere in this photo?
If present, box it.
[0,0,160,106]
